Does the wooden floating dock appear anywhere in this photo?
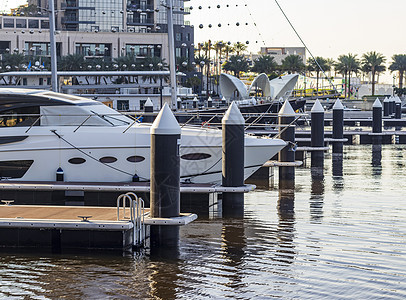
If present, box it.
[0,203,197,251]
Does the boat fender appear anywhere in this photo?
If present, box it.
[56,167,64,181]
[132,174,140,182]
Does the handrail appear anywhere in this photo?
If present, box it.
[126,192,145,246]
[117,193,133,220]
[25,115,41,133]
[122,116,143,133]
[272,115,303,140]
[180,115,197,128]
[73,115,92,133]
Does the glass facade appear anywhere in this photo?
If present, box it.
[75,43,111,56]
[125,44,161,57]
[78,0,123,32]
[25,42,51,56]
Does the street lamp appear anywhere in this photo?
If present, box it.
[393,75,397,96]
[199,61,205,99]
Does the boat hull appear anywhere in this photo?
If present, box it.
[0,125,285,184]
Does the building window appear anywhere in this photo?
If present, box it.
[16,19,27,28]
[28,19,39,28]
[126,44,161,58]
[39,78,43,85]
[175,48,181,57]
[176,32,182,41]
[117,100,129,111]
[3,19,14,28]
[75,43,110,57]
[22,78,27,85]
[25,42,50,56]
[41,20,49,29]
[186,33,191,42]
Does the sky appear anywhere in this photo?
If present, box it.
[1,0,405,83]
[1,0,27,12]
[187,0,406,83]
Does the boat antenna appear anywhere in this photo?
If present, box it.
[48,0,58,92]
[273,0,338,94]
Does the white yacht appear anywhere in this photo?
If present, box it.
[0,88,286,184]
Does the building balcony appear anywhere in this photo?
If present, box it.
[127,3,155,12]
[61,16,79,24]
[127,16,154,26]
[61,1,79,9]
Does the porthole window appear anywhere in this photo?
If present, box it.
[68,157,86,165]
[99,156,117,163]
[127,156,145,163]
[181,153,211,160]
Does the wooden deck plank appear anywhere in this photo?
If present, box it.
[0,205,146,221]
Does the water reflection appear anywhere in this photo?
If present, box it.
[277,180,296,264]
[371,144,382,177]
[149,259,182,300]
[332,154,344,192]
[310,166,325,223]
[221,219,246,288]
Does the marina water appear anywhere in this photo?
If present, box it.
[1,144,406,299]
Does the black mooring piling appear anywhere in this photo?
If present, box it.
[395,96,402,119]
[208,96,213,108]
[372,98,383,145]
[389,96,395,117]
[150,103,181,248]
[332,99,344,153]
[143,97,154,123]
[278,100,296,181]
[383,97,390,117]
[193,97,198,109]
[222,102,245,218]
[177,97,182,110]
[311,100,325,167]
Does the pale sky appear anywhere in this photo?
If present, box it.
[0,0,27,12]
[187,0,406,83]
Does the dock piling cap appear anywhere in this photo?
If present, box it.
[332,99,344,110]
[311,99,324,113]
[383,97,389,103]
[278,100,295,116]
[222,101,244,125]
[373,98,382,108]
[145,97,153,107]
[395,96,402,103]
[193,97,198,102]
[208,96,213,101]
[151,103,181,135]
[177,97,182,102]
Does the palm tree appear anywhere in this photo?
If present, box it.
[389,54,406,89]
[335,54,359,98]
[194,54,209,74]
[58,54,85,71]
[223,44,234,60]
[251,55,278,75]
[222,55,249,78]
[362,51,386,96]
[232,42,247,56]
[213,41,225,86]
[307,56,331,93]
[281,55,305,74]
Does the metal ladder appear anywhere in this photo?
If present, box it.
[117,192,145,247]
